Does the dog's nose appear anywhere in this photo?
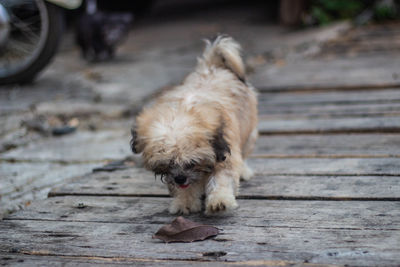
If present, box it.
[174,175,187,185]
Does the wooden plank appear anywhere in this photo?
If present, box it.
[49,168,167,197]
[249,157,400,176]
[258,102,400,119]
[0,253,234,267]
[49,168,168,197]
[317,23,400,56]
[333,22,400,39]
[6,196,400,228]
[2,223,396,266]
[1,198,399,266]
[258,116,400,134]
[49,168,400,200]
[0,130,131,163]
[0,253,317,267]
[0,162,98,217]
[253,134,400,157]
[251,55,400,91]
[239,175,400,200]
[258,89,400,119]
[258,89,400,106]
[49,156,400,199]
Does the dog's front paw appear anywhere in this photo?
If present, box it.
[169,198,202,215]
[240,162,254,181]
[205,192,238,215]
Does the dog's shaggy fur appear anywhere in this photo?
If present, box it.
[131,36,258,215]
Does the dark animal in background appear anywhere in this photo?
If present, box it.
[76,0,133,61]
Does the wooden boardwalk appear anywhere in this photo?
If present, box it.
[1,24,400,266]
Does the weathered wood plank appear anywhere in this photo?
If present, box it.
[343,23,400,38]
[249,157,400,176]
[239,175,400,200]
[1,198,399,266]
[0,130,131,163]
[258,89,400,106]
[317,23,400,56]
[258,102,400,119]
[251,55,400,91]
[0,254,208,267]
[0,162,98,217]
[258,116,400,134]
[49,168,400,199]
[0,253,317,267]
[322,38,400,50]
[49,168,167,197]
[258,89,400,119]
[253,134,400,157]
[6,196,400,229]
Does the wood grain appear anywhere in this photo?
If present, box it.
[252,134,400,157]
[258,89,400,119]
[258,89,400,106]
[48,168,400,200]
[1,197,399,266]
[6,196,400,228]
[3,22,400,267]
[252,55,400,92]
[258,116,400,134]
[0,253,325,267]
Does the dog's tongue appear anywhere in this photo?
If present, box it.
[179,184,190,189]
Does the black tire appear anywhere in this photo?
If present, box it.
[0,1,64,85]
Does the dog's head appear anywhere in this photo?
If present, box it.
[131,105,230,189]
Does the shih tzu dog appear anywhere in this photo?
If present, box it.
[131,36,258,215]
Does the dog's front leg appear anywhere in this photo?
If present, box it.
[168,182,203,215]
[205,168,239,215]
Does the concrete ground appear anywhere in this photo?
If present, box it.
[0,1,352,217]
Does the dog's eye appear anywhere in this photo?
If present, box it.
[199,165,214,173]
[154,170,168,176]
[185,162,196,170]
[153,165,169,176]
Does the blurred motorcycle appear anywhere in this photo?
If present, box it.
[0,0,82,85]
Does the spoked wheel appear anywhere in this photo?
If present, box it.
[0,0,64,85]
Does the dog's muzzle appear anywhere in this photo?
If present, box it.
[174,175,189,189]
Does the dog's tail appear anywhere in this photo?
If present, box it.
[199,35,246,82]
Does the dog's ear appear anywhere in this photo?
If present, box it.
[211,125,231,162]
[130,127,142,154]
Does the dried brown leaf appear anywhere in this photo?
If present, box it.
[153,216,219,243]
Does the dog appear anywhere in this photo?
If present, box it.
[130,36,258,215]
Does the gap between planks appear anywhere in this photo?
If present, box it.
[258,113,400,120]
[47,192,400,202]
[257,83,400,93]
[0,252,342,267]
[250,154,400,159]
[258,128,400,135]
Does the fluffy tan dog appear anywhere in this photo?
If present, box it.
[131,36,258,215]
